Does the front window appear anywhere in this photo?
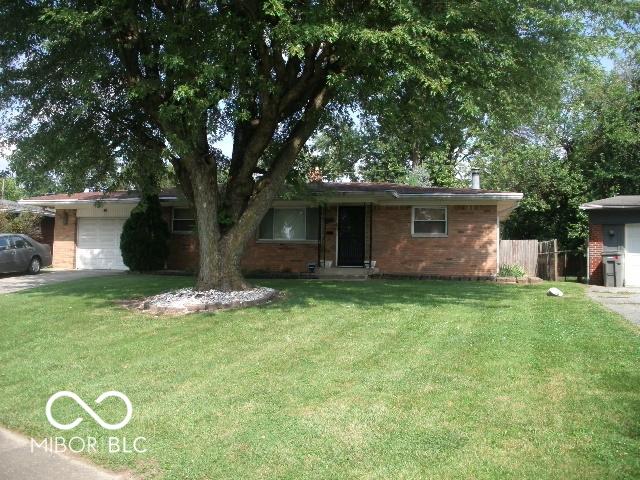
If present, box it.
[412,207,447,236]
[172,208,196,233]
[258,207,319,242]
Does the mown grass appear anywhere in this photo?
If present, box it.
[0,276,639,479]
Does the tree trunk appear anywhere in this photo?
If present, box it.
[189,160,253,292]
[183,84,332,292]
[215,237,252,291]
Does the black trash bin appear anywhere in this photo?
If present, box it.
[601,252,624,287]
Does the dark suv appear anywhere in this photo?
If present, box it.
[0,234,53,274]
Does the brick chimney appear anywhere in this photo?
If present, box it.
[471,169,481,189]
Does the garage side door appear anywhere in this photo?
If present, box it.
[76,218,128,270]
[626,224,640,287]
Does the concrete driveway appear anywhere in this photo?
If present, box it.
[0,269,123,294]
[588,286,640,326]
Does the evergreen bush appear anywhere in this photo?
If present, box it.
[120,194,170,272]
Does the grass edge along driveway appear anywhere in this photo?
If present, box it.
[0,276,638,480]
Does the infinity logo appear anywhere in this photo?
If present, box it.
[45,391,133,431]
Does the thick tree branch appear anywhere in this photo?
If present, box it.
[226,82,333,248]
[224,44,335,221]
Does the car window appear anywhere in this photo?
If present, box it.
[0,237,8,251]
[12,236,31,249]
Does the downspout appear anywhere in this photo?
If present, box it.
[322,205,326,268]
[496,212,500,276]
[369,203,373,268]
[317,205,322,269]
[586,237,590,284]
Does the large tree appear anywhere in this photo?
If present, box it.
[0,0,631,290]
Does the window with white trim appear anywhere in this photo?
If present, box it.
[172,208,196,233]
[412,206,447,236]
[258,207,319,241]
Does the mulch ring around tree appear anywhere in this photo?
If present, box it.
[118,286,281,316]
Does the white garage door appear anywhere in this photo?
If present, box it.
[76,218,128,270]
[626,224,640,287]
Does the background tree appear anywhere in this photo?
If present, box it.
[568,54,640,199]
[0,212,42,239]
[480,52,639,250]
[1,0,633,290]
[477,132,588,250]
[0,172,25,201]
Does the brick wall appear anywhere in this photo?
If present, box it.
[167,234,199,271]
[241,239,319,273]
[162,207,198,271]
[164,232,318,273]
[52,209,77,269]
[371,205,497,277]
[588,223,603,285]
[160,204,499,276]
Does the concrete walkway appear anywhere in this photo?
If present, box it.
[587,286,640,326]
[0,269,123,294]
[0,428,128,480]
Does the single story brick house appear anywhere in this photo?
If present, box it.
[20,180,522,279]
[581,195,640,287]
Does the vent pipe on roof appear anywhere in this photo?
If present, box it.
[471,169,481,189]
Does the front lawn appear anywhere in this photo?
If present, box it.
[1,277,639,479]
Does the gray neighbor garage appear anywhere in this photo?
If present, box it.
[582,195,640,287]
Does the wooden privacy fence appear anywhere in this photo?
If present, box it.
[499,240,560,280]
[500,239,586,281]
[499,239,539,277]
[537,240,558,281]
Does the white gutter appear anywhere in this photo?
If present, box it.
[580,204,640,210]
[19,196,178,206]
[392,192,523,201]
[321,190,523,202]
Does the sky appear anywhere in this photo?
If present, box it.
[0,146,12,172]
[215,134,234,157]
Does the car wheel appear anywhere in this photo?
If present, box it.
[28,257,41,274]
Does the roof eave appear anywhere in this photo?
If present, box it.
[393,192,523,201]
[314,190,523,201]
[580,204,640,210]
[20,189,523,207]
[19,196,178,207]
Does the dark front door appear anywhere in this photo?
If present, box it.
[338,206,365,266]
